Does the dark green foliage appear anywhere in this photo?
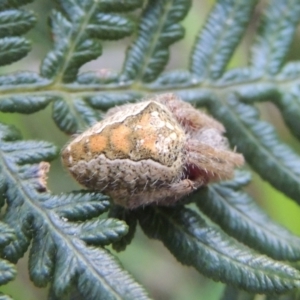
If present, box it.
[195,175,300,261]
[109,205,137,251]
[190,0,257,79]
[51,98,101,134]
[251,0,300,75]
[86,13,135,39]
[0,0,33,10]
[0,122,149,299]
[0,37,31,66]
[275,84,300,140]
[1,0,300,299]
[97,0,143,12]
[121,0,191,82]
[0,3,36,66]
[137,206,300,293]
[0,72,49,86]
[41,0,137,83]
[0,260,15,286]
[0,10,36,37]
[0,95,53,113]
[208,96,300,205]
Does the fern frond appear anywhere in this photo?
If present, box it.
[85,92,142,110]
[109,205,137,252]
[50,191,110,221]
[208,95,300,206]
[137,206,300,293]
[1,0,300,298]
[148,70,196,89]
[97,0,143,12]
[190,0,256,79]
[41,0,138,83]
[0,0,33,10]
[0,37,30,66]
[121,0,191,82]
[195,174,300,260]
[0,260,15,286]
[0,222,14,247]
[0,123,149,299]
[251,0,300,75]
[0,3,36,66]
[51,98,102,134]
[275,85,300,140]
[0,9,36,37]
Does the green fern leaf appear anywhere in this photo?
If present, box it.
[0,72,53,115]
[0,95,53,114]
[41,0,137,83]
[29,221,55,287]
[0,3,35,66]
[220,170,252,190]
[277,62,300,79]
[137,206,300,293]
[51,91,142,134]
[41,10,101,82]
[86,13,135,39]
[52,192,110,221]
[97,0,143,12]
[0,260,15,286]
[71,98,102,126]
[78,218,128,246]
[209,95,300,206]
[0,9,36,37]
[85,92,142,109]
[0,0,33,10]
[52,99,79,134]
[121,0,191,82]
[190,0,256,79]
[0,72,49,86]
[0,123,149,299]
[148,70,196,89]
[50,239,149,299]
[0,37,30,66]
[2,0,300,298]
[76,70,120,85]
[275,85,300,140]
[109,205,137,252]
[251,0,300,75]
[52,98,101,133]
[0,169,16,289]
[0,222,15,247]
[195,175,300,260]
[0,124,57,261]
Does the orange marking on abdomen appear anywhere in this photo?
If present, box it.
[110,124,132,154]
[89,134,108,154]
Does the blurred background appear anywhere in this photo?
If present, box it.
[1,0,300,299]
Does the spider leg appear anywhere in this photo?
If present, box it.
[109,179,201,209]
[105,102,139,117]
[185,139,244,182]
[155,93,224,132]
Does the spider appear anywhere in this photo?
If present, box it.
[61,93,244,209]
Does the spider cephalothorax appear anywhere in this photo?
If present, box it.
[61,93,244,209]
